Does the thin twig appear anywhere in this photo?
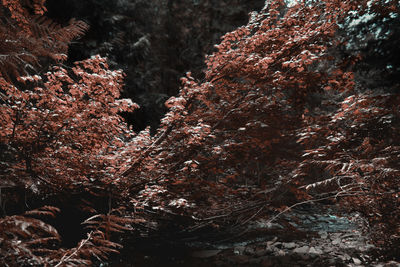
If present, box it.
[240,206,264,226]
[54,231,93,267]
[265,191,364,225]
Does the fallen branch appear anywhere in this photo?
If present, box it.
[54,231,94,267]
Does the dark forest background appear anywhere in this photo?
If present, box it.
[45,0,265,132]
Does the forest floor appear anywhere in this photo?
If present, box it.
[109,203,400,267]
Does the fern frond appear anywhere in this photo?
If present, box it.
[104,220,132,232]
[82,213,133,231]
[24,205,61,218]
[25,236,61,247]
[94,238,123,249]
[31,16,89,52]
[300,176,339,191]
[0,7,88,82]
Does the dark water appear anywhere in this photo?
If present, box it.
[281,205,360,232]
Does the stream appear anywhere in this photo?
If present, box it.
[108,203,398,266]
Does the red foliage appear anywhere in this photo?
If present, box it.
[122,0,366,210]
[1,56,138,190]
[1,0,400,264]
[1,1,136,265]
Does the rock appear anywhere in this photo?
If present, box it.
[341,233,358,239]
[265,245,275,254]
[338,254,351,261]
[332,237,341,245]
[323,246,334,253]
[293,246,310,254]
[283,242,297,249]
[244,246,255,255]
[352,257,362,265]
[309,247,323,255]
[266,237,278,247]
[384,261,400,267]
[275,249,286,256]
[233,246,245,255]
[191,249,222,258]
[343,240,359,248]
[329,233,341,239]
[293,246,310,260]
[318,230,328,239]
